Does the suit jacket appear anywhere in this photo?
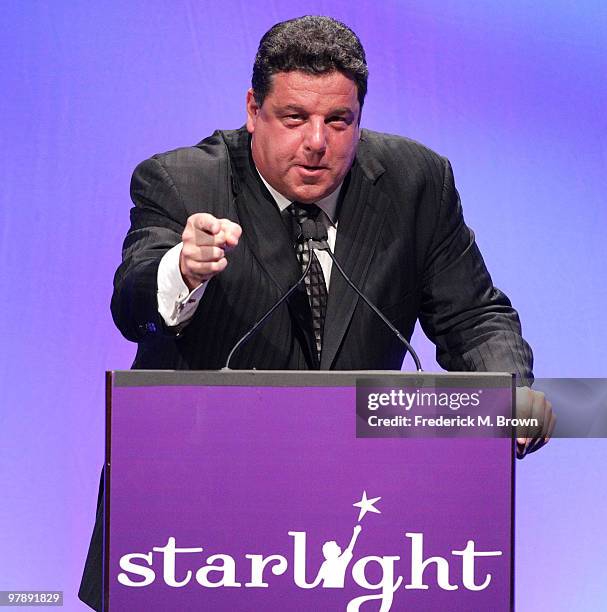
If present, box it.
[111,126,533,378]
[80,126,533,610]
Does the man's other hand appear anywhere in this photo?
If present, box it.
[179,213,242,291]
[515,387,556,459]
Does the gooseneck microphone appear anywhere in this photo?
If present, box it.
[223,232,315,370]
[307,220,423,372]
[223,219,423,372]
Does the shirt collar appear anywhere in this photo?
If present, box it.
[255,168,341,226]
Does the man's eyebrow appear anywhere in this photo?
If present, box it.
[327,107,355,116]
[275,104,307,113]
[275,104,355,117]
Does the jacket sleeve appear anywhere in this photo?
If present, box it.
[417,157,534,384]
[110,156,189,342]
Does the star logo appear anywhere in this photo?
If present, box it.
[353,490,381,522]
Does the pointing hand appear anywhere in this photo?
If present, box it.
[179,213,242,291]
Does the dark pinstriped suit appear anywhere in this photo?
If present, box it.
[79,126,532,610]
[111,126,532,376]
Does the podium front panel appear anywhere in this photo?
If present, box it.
[105,371,514,611]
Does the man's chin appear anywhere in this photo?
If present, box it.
[289,183,337,204]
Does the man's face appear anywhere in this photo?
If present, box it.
[246,70,361,204]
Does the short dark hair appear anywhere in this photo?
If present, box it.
[252,16,368,109]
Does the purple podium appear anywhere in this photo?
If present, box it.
[104,370,515,611]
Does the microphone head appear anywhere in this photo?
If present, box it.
[301,219,317,240]
[301,219,328,242]
[314,221,328,241]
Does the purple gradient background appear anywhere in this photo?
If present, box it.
[1,2,605,610]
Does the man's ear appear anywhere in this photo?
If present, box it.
[246,88,260,134]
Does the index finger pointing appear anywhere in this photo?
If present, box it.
[218,219,242,247]
[192,213,221,235]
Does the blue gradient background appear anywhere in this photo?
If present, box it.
[1,2,605,610]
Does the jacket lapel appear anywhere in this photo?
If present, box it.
[321,135,389,369]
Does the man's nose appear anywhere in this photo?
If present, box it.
[304,120,327,154]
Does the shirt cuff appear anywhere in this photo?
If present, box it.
[157,243,207,327]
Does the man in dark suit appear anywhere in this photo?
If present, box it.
[79,15,554,610]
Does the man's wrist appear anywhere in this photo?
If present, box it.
[158,243,207,327]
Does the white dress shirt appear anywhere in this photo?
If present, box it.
[157,172,340,328]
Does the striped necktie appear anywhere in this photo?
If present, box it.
[289,202,327,362]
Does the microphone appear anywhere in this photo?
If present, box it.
[223,238,314,370]
[224,218,423,372]
[301,219,321,242]
[303,219,329,249]
[309,219,423,372]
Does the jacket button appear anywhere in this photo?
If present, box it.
[138,322,157,334]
